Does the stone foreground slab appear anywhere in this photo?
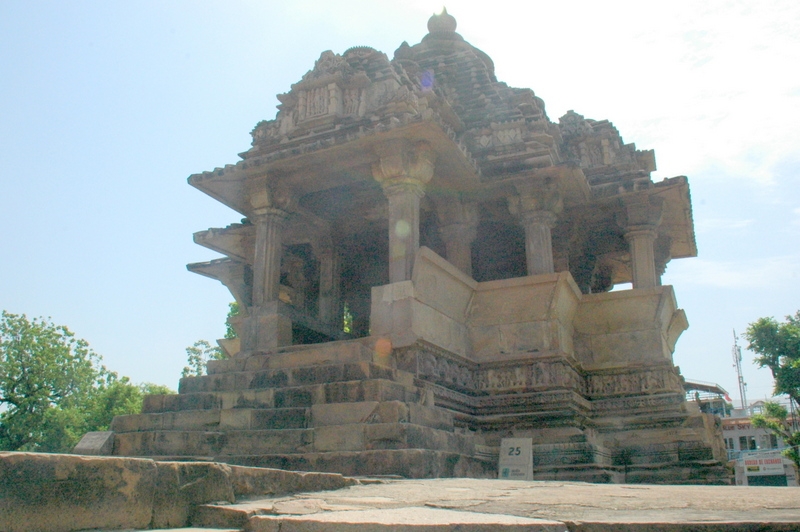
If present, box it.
[249,507,567,531]
[220,478,800,532]
[0,452,354,532]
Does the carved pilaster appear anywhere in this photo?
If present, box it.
[372,141,435,283]
[623,193,663,289]
[509,185,562,276]
[251,208,289,307]
[316,244,342,326]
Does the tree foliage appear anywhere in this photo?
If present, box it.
[745,311,800,474]
[0,311,172,453]
[181,339,226,378]
[181,302,239,378]
[745,311,800,406]
[751,401,800,474]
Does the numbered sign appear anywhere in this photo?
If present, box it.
[498,438,533,480]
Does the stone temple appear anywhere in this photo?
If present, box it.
[104,11,728,483]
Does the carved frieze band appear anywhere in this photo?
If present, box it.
[396,344,686,420]
[475,360,584,393]
[396,343,586,395]
[591,393,685,414]
[585,366,683,398]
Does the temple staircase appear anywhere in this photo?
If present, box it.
[111,338,495,478]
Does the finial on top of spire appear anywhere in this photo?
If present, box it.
[427,7,457,35]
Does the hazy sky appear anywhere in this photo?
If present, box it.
[1,0,798,406]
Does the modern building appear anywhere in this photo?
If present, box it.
[722,400,798,486]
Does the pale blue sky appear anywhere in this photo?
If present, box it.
[1,0,798,406]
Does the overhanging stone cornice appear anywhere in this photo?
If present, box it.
[189,118,481,217]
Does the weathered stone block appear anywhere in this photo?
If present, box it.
[0,452,157,532]
[275,387,315,407]
[311,401,380,427]
[220,408,253,429]
[111,413,162,432]
[365,422,407,447]
[163,392,223,412]
[314,424,365,452]
[73,431,115,455]
[113,431,155,456]
[142,393,165,413]
[251,407,309,429]
[223,429,313,455]
[219,389,275,409]
[412,247,477,320]
[409,403,453,431]
[162,409,222,430]
[151,461,235,529]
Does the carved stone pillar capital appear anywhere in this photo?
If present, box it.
[520,209,557,228]
[371,140,435,188]
[508,184,563,218]
[622,192,663,228]
[251,207,290,224]
[623,225,658,242]
[381,180,426,200]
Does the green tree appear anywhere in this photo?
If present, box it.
[182,302,239,378]
[745,311,800,475]
[0,311,171,452]
[751,401,800,475]
[224,302,239,340]
[85,378,174,434]
[745,311,800,406]
[181,339,226,378]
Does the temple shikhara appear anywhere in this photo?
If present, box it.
[101,11,728,483]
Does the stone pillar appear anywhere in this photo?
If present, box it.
[521,210,557,275]
[240,207,292,354]
[317,246,341,326]
[624,227,658,289]
[251,208,288,307]
[372,141,435,283]
[384,183,424,283]
[509,185,561,276]
[436,199,478,277]
[439,223,477,276]
[623,193,663,289]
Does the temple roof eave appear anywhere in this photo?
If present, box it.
[188,118,482,217]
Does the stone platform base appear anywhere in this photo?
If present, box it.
[227,449,495,478]
[94,335,729,484]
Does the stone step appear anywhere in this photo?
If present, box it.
[113,422,472,458]
[112,407,310,433]
[117,401,454,434]
[192,500,274,530]
[246,507,567,531]
[114,428,313,457]
[531,442,605,466]
[227,449,495,478]
[178,361,402,394]
[77,527,240,532]
[206,339,376,375]
[147,378,415,414]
